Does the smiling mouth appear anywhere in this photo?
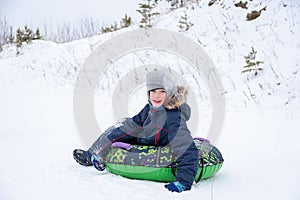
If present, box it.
[153,100,162,104]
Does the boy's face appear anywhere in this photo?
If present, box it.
[149,88,167,108]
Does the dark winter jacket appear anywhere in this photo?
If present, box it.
[89,87,199,190]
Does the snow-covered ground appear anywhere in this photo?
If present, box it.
[0,1,300,200]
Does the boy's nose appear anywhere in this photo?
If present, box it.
[153,93,160,98]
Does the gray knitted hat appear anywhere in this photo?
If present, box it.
[146,69,176,97]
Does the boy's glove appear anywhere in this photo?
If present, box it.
[164,181,187,193]
[91,155,106,171]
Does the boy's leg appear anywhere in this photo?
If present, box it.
[88,126,118,171]
[88,126,117,157]
[73,126,116,167]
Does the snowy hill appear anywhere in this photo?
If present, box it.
[0,1,299,200]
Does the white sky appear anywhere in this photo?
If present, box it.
[0,0,141,29]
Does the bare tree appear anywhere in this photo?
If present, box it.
[79,17,100,38]
[1,15,117,45]
[0,16,13,51]
[42,21,50,40]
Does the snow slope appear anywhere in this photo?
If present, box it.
[0,1,300,200]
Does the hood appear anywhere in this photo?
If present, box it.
[179,103,191,121]
[164,86,191,121]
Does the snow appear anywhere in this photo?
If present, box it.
[0,1,300,200]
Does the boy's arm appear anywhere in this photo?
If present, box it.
[117,104,149,137]
[89,105,149,156]
[167,113,199,191]
[131,104,149,126]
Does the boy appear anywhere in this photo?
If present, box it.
[73,69,199,192]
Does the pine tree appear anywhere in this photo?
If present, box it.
[15,25,43,48]
[170,0,187,8]
[242,47,264,76]
[101,22,119,34]
[136,0,160,28]
[110,22,119,32]
[101,26,111,33]
[16,28,24,48]
[178,11,193,32]
[23,25,34,43]
[121,14,132,28]
[34,28,42,40]
[100,14,132,34]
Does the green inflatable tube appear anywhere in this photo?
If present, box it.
[105,139,224,182]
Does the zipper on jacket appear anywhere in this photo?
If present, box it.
[154,131,160,145]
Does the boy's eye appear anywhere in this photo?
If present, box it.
[151,89,166,93]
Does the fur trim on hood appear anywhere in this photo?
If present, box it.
[164,86,188,110]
